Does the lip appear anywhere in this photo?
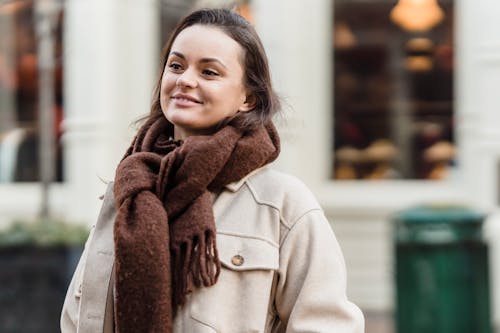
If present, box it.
[171,93,203,104]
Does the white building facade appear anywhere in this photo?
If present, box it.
[1,0,500,326]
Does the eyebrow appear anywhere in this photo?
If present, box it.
[169,51,227,69]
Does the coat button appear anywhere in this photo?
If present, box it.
[231,254,244,266]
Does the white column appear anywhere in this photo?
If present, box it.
[456,0,500,327]
[457,0,500,209]
[253,0,332,189]
[63,0,159,225]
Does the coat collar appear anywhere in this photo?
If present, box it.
[224,166,267,192]
[106,166,267,196]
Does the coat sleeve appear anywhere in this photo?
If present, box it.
[60,225,95,333]
[274,209,365,333]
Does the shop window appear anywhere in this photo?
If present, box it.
[0,0,63,183]
[159,0,251,44]
[160,1,193,44]
[332,0,454,180]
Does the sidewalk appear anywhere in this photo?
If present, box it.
[365,311,394,333]
[365,311,498,333]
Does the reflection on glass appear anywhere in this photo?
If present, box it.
[0,0,63,183]
[332,0,454,180]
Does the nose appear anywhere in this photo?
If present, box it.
[176,69,197,88]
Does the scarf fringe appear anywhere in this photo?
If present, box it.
[172,230,220,306]
[114,117,280,331]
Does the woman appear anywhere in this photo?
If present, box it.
[61,8,364,333]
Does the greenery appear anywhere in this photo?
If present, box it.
[0,218,89,247]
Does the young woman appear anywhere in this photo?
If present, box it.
[61,8,364,333]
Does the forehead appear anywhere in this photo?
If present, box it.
[170,24,244,64]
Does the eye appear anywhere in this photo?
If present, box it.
[168,62,183,71]
[202,69,219,77]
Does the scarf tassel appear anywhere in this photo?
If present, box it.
[172,230,220,307]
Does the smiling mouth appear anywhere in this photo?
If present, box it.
[172,94,203,104]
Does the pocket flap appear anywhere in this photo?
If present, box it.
[216,232,279,271]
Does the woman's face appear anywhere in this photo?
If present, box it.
[160,24,252,139]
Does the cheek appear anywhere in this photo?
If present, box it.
[160,76,175,101]
[160,76,171,91]
[161,68,177,87]
[160,80,172,111]
[228,85,247,108]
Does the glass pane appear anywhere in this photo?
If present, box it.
[0,0,64,182]
[159,1,251,43]
[332,0,454,180]
[159,0,194,43]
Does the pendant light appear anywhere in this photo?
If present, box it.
[390,0,445,32]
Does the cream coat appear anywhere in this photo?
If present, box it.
[61,167,364,333]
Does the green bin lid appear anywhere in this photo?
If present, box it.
[394,204,484,225]
[394,205,486,244]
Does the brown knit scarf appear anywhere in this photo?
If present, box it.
[113,116,280,333]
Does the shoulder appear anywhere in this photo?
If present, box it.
[244,167,322,228]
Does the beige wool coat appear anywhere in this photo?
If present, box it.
[61,166,364,333]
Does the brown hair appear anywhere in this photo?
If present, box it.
[142,8,281,135]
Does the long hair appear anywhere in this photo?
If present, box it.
[141,8,281,136]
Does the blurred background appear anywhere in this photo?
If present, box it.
[0,0,499,332]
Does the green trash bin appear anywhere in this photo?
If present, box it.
[394,205,491,333]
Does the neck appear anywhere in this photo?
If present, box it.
[173,125,218,140]
[174,126,189,140]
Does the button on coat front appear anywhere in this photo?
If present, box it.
[61,167,364,333]
[231,254,244,266]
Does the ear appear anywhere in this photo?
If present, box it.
[239,93,256,112]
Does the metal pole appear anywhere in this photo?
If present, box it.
[35,0,61,219]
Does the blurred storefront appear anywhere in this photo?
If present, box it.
[253,1,500,329]
[1,0,500,330]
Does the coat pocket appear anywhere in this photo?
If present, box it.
[189,232,279,333]
[217,231,279,271]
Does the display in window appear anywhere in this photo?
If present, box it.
[0,1,64,183]
[333,0,454,180]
